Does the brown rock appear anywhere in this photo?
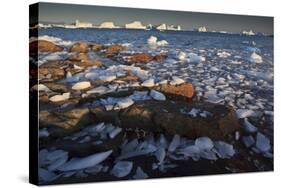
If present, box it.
[90,43,105,52]
[29,40,63,53]
[91,101,240,139]
[126,53,153,64]
[39,108,94,137]
[44,82,69,93]
[39,67,65,80]
[160,83,194,99]
[69,42,89,53]
[105,44,125,57]
[69,53,89,61]
[153,54,167,61]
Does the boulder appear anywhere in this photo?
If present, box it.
[160,83,194,99]
[90,43,105,52]
[69,42,89,53]
[105,44,125,57]
[125,53,167,64]
[39,108,94,137]
[91,101,240,139]
[39,67,65,81]
[30,40,64,53]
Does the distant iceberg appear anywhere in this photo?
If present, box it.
[125,21,146,29]
[99,22,118,29]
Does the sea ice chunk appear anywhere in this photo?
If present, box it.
[111,161,133,177]
[109,127,122,139]
[154,147,166,164]
[49,92,70,102]
[100,75,116,82]
[141,78,155,87]
[188,108,200,117]
[195,137,214,150]
[256,132,271,153]
[37,84,51,92]
[39,168,59,182]
[214,141,235,159]
[187,53,203,63]
[150,90,166,101]
[115,98,134,109]
[168,134,181,152]
[178,52,186,61]
[242,136,255,148]
[87,86,109,94]
[58,150,112,171]
[147,36,157,45]
[72,81,91,90]
[170,76,185,85]
[250,52,263,63]
[236,109,255,119]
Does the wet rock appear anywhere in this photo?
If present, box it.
[39,108,93,137]
[69,42,89,53]
[30,40,64,53]
[39,67,65,81]
[125,53,167,64]
[44,82,69,93]
[90,43,105,52]
[69,53,89,61]
[105,44,125,57]
[160,83,194,99]
[91,100,240,139]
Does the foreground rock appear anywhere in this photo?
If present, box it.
[160,83,194,99]
[30,40,64,53]
[124,53,167,64]
[91,100,240,139]
[69,42,89,53]
[39,108,94,137]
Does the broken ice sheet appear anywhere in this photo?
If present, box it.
[214,141,235,159]
[111,161,133,177]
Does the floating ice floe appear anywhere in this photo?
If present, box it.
[243,118,258,133]
[154,147,166,164]
[242,136,255,148]
[187,53,204,63]
[115,98,134,110]
[58,150,112,171]
[111,161,133,177]
[133,167,149,179]
[141,78,155,87]
[250,52,263,63]
[39,128,49,138]
[170,76,185,85]
[72,81,91,90]
[150,90,166,101]
[49,92,70,102]
[147,36,168,46]
[255,133,271,153]
[236,109,256,119]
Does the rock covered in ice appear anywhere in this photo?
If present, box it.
[170,76,185,85]
[133,167,149,179]
[195,137,214,150]
[236,109,255,119]
[111,161,133,177]
[214,141,235,158]
[250,52,263,63]
[115,98,134,109]
[141,78,155,87]
[150,90,166,101]
[49,92,70,102]
[58,150,112,171]
[243,118,258,133]
[72,81,91,90]
[255,132,271,153]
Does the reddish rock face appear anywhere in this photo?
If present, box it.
[160,83,194,99]
[39,67,65,80]
[105,44,125,57]
[69,42,89,53]
[29,40,64,53]
[126,53,154,64]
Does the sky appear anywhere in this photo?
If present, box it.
[36,2,273,34]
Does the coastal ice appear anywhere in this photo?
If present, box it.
[195,137,214,150]
[243,118,258,133]
[236,109,256,119]
[242,136,255,148]
[150,90,166,101]
[147,36,168,46]
[115,98,134,109]
[187,53,204,63]
[72,81,91,90]
[170,76,185,85]
[168,134,181,152]
[214,141,235,159]
[133,167,149,179]
[58,150,112,171]
[178,52,186,61]
[49,92,70,102]
[111,161,133,177]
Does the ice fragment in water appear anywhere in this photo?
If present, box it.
[168,134,181,152]
[195,137,214,150]
[256,132,271,153]
[150,90,166,101]
[250,52,263,63]
[49,92,70,102]
[111,161,133,177]
[214,141,235,159]
[243,118,258,133]
[242,136,255,148]
[141,78,155,87]
[72,81,91,90]
[133,167,149,179]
